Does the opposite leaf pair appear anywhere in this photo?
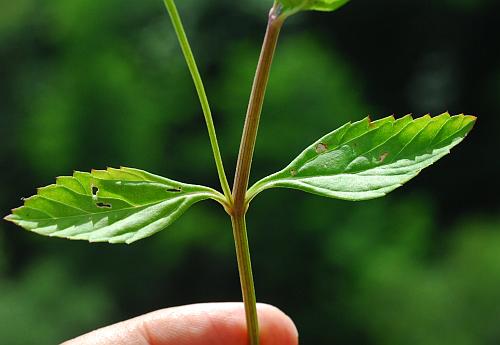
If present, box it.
[3,2,476,345]
[5,113,475,244]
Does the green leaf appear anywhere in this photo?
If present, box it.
[4,167,222,244]
[278,0,350,15]
[247,113,475,202]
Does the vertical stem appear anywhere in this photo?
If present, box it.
[231,215,259,345]
[232,6,284,215]
[162,0,232,201]
[230,4,285,345]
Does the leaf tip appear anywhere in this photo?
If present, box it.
[3,213,19,224]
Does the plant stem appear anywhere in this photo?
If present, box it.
[230,5,285,345]
[162,0,232,202]
[231,215,259,345]
[232,5,284,215]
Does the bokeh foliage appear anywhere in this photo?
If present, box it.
[0,0,499,344]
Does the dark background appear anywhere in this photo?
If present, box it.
[1,0,499,344]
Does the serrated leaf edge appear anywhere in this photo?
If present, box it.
[4,167,227,244]
[246,113,475,203]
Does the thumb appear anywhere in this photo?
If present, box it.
[63,302,298,345]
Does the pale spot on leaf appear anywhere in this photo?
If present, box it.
[315,142,328,154]
[378,152,389,163]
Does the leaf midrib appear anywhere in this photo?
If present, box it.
[16,191,211,222]
[288,117,466,179]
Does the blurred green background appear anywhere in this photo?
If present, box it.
[1,0,499,344]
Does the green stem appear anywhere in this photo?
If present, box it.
[231,215,259,345]
[162,0,232,202]
[230,5,285,345]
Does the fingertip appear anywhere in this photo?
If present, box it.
[257,303,299,345]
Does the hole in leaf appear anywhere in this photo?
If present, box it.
[91,186,99,196]
[167,187,182,193]
[315,143,328,154]
[96,202,112,209]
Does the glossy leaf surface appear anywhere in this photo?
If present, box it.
[5,167,220,244]
[248,113,475,201]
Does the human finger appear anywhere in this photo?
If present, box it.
[63,302,298,345]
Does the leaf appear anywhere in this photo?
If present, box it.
[4,167,222,244]
[278,0,350,15]
[247,113,476,202]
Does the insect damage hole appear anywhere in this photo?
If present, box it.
[96,202,112,209]
[91,185,99,201]
[167,187,182,193]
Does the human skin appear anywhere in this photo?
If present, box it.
[63,303,298,345]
